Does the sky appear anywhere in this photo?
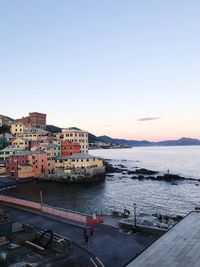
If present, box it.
[0,0,200,141]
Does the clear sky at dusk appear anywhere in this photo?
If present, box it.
[0,0,200,141]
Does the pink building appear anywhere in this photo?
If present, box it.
[28,149,48,177]
[6,152,30,177]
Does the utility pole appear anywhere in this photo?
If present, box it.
[40,190,43,209]
[133,203,137,229]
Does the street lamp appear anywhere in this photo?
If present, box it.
[133,203,137,229]
[40,190,43,210]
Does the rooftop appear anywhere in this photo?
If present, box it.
[0,145,16,152]
[127,211,200,267]
[56,153,101,160]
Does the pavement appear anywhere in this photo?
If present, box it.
[127,211,200,267]
[0,204,157,267]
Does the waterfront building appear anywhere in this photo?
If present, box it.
[47,157,55,174]
[17,164,34,178]
[61,141,80,156]
[58,128,88,154]
[6,151,33,178]
[55,153,104,169]
[28,149,48,176]
[16,112,47,129]
[12,138,30,150]
[0,160,6,174]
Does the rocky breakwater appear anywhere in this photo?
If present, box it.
[104,160,198,183]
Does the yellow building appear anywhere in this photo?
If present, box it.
[17,164,34,178]
[16,129,49,140]
[0,161,6,174]
[12,138,30,150]
[11,122,31,135]
[47,157,55,174]
[55,153,103,170]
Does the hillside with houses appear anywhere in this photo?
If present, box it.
[0,112,105,182]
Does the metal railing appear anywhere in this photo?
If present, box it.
[0,194,103,224]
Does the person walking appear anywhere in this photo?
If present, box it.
[90,225,94,236]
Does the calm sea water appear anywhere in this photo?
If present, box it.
[2,146,200,217]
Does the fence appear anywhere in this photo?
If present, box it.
[0,194,103,225]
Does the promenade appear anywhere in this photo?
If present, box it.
[0,204,157,267]
[127,211,200,267]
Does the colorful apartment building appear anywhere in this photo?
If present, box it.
[55,153,104,170]
[5,149,48,178]
[58,128,88,154]
[16,129,48,140]
[6,152,32,178]
[11,122,31,135]
[12,138,30,150]
[28,150,48,176]
[61,141,80,156]
[31,143,60,158]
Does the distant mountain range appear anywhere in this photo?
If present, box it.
[93,136,200,147]
[41,125,200,147]
[1,114,200,147]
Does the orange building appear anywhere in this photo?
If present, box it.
[61,141,80,156]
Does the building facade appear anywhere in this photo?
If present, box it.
[11,122,31,135]
[16,112,47,129]
[59,128,88,154]
[61,141,80,156]
[55,153,103,170]
[6,153,30,178]
[12,138,30,150]
[28,150,48,177]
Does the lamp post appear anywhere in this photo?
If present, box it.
[40,190,43,210]
[133,203,137,229]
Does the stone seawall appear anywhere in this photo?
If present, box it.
[37,166,106,183]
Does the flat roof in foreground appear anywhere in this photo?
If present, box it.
[127,211,200,267]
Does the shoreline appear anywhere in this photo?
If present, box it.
[104,160,200,183]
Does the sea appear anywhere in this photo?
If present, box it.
[2,146,200,217]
